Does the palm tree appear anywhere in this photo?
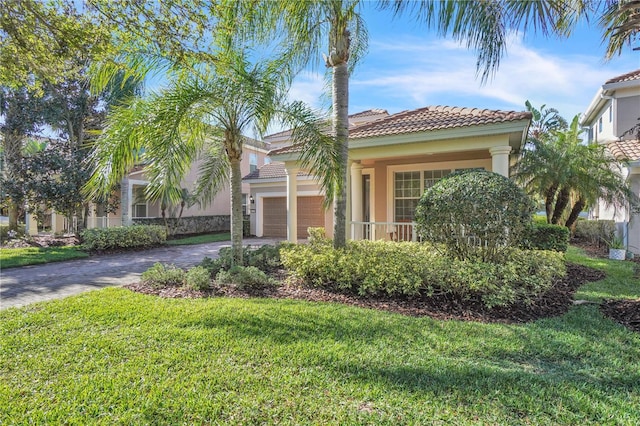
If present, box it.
[600,0,640,57]
[514,115,637,228]
[236,0,575,248]
[525,100,568,140]
[85,52,323,264]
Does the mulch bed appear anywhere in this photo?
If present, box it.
[601,299,640,333]
[125,263,609,325]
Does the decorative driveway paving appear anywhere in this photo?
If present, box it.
[0,238,277,309]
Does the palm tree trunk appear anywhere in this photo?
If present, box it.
[565,197,586,229]
[544,184,558,224]
[229,157,244,265]
[551,187,570,225]
[332,61,349,249]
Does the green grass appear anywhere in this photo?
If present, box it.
[1,248,639,424]
[566,246,640,301]
[166,232,231,246]
[0,246,89,269]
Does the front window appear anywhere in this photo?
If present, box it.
[133,187,148,218]
[394,169,451,221]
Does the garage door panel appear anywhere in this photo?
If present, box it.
[262,196,324,239]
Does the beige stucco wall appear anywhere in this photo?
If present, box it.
[122,145,269,219]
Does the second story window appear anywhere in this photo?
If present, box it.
[609,107,613,123]
[249,153,258,173]
[598,117,603,133]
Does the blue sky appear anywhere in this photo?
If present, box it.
[286,5,640,123]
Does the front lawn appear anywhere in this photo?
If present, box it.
[0,246,89,269]
[1,248,639,424]
[166,232,231,246]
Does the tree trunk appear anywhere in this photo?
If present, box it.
[544,184,558,224]
[565,197,586,229]
[332,58,349,249]
[3,131,23,231]
[551,187,570,225]
[229,157,244,265]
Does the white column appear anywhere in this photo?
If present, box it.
[26,213,38,236]
[285,163,300,242]
[350,162,363,239]
[51,212,65,234]
[489,146,512,177]
[627,163,640,255]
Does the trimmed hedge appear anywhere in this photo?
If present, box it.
[81,225,167,251]
[280,240,565,308]
[574,219,615,245]
[521,223,569,252]
[416,170,534,262]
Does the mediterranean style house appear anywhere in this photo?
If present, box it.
[244,106,532,242]
[580,69,640,254]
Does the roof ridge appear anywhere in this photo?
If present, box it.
[605,69,640,84]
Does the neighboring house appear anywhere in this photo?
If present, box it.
[580,69,640,254]
[86,137,271,229]
[244,106,532,242]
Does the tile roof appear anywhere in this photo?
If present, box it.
[349,108,389,118]
[268,105,531,155]
[349,105,531,139]
[242,162,308,180]
[606,139,640,161]
[605,69,640,84]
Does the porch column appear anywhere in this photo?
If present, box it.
[350,162,363,239]
[285,163,300,242]
[628,162,640,255]
[489,146,512,177]
[26,213,38,236]
[51,212,65,234]
[121,177,132,226]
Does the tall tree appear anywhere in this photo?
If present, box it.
[85,52,325,264]
[0,87,45,230]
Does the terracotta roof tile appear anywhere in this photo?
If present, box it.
[242,162,307,180]
[606,139,640,161]
[605,69,640,84]
[349,108,389,118]
[349,105,531,139]
[268,105,531,155]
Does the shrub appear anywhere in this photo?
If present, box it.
[81,225,166,251]
[141,263,185,289]
[521,223,569,252]
[197,256,225,277]
[574,220,615,245]
[415,170,534,262]
[280,240,565,308]
[200,243,285,276]
[185,266,211,290]
[247,244,282,272]
[216,265,275,291]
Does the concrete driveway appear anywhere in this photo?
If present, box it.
[0,238,278,310]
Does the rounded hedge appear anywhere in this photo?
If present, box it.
[415,170,534,262]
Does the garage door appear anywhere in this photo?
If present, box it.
[262,196,325,238]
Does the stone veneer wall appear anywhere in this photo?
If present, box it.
[132,215,250,236]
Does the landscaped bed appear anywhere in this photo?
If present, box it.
[125,262,605,324]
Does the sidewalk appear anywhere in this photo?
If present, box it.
[0,238,277,310]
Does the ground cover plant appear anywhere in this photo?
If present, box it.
[0,246,88,269]
[165,232,231,246]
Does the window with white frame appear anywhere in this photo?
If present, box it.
[133,186,147,218]
[264,157,272,165]
[609,107,612,123]
[242,193,248,215]
[394,169,452,221]
[249,153,258,173]
[598,117,603,132]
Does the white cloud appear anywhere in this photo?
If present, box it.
[348,32,638,118]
